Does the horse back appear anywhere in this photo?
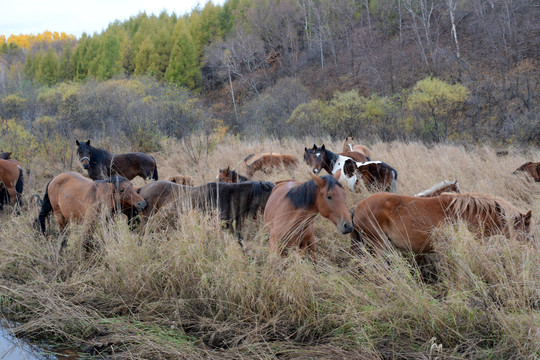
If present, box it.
[111,152,156,180]
[340,151,368,163]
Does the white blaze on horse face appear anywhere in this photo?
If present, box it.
[315,152,321,158]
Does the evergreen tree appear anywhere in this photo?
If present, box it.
[96,32,123,79]
[165,20,201,89]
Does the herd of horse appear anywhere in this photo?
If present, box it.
[0,138,537,260]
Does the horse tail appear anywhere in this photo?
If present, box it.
[244,153,255,165]
[15,166,24,206]
[152,162,159,181]
[38,181,53,235]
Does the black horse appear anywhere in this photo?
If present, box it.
[76,140,158,181]
[124,180,275,241]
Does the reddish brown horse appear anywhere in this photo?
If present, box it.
[167,175,194,186]
[342,137,372,159]
[37,172,147,244]
[76,140,158,181]
[264,174,353,258]
[414,180,460,197]
[0,151,21,165]
[0,159,24,210]
[513,162,540,182]
[244,153,298,178]
[217,166,250,183]
[351,192,532,255]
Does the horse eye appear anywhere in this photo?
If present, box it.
[326,195,332,200]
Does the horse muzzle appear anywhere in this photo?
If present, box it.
[136,200,147,210]
[312,168,320,174]
[339,221,353,235]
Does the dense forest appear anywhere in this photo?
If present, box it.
[0,0,539,155]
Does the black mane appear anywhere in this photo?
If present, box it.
[95,175,130,191]
[286,175,341,209]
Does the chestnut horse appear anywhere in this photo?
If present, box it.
[414,180,460,197]
[351,192,532,255]
[37,172,147,244]
[76,140,158,181]
[167,175,194,186]
[303,144,369,190]
[0,151,21,165]
[243,153,298,178]
[125,180,275,239]
[0,159,24,210]
[513,162,540,182]
[342,158,397,193]
[342,137,372,159]
[217,166,250,183]
[264,174,353,258]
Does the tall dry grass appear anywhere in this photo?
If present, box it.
[0,137,539,359]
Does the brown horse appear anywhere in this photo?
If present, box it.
[304,144,370,190]
[513,162,540,182]
[167,175,194,186]
[0,151,21,166]
[76,140,158,181]
[217,166,250,183]
[264,174,353,258]
[37,172,147,244]
[342,137,372,159]
[414,180,460,197]
[342,158,398,193]
[351,192,532,255]
[244,153,298,178]
[125,180,275,238]
[0,159,24,210]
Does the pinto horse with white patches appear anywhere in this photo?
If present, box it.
[341,158,398,193]
[303,144,370,190]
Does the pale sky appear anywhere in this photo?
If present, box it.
[1,0,223,39]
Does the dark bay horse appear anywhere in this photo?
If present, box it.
[264,174,353,258]
[218,166,250,183]
[342,158,398,193]
[414,180,460,197]
[243,153,298,178]
[342,137,372,159]
[76,140,158,181]
[0,159,24,210]
[351,192,532,255]
[37,172,146,245]
[125,180,275,238]
[513,162,540,182]
[304,144,370,190]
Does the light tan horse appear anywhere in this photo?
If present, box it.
[342,137,372,159]
[37,172,146,244]
[351,192,532,254]
[243,153,298,178]
[264,173,353,258]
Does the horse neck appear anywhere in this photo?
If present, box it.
[93,182,116,208]
[323,150,338,173]
[92,147,113,163]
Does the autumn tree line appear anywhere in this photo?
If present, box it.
[0,0,539,155]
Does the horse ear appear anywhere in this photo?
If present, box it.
[76,140,80,146]
[524,210,532,226]
[321,144,326,151]
[86,140,91,145]
[312,144,317,150]
[311,174,326,188]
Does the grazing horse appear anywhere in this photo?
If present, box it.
[264,174,353,258]
[0,152,21,166]
[37,172,147,244]
[342,158,398,193]
[351,192,532,255]
[243,153,298,178]
[414,180,460,197]
[125,180,275,238]
[76,140,158,181]
[342,137,372,159]
[217,166,250,183]
[513,162,540,182]
[304,144,369,190]
[167,175,194,186]
[0,159,24,210]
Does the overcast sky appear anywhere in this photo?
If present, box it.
[1,0,222,39]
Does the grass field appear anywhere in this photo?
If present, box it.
[0,137,539,359]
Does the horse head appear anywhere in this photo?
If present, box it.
[512,210,533,242]
[218,166,232,183]
[76,139,92,169]
[305,144,327,174]
[311,173,353,234]
[111,176,147,211]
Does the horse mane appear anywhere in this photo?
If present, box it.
[322,148,338,166]
[231,169,249,182]
[96,175,130,190]
[87,144,111,163]
[441,192,523,220]
[415,180,457,197]
[286,175,341,209]
[244,153,255,164]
